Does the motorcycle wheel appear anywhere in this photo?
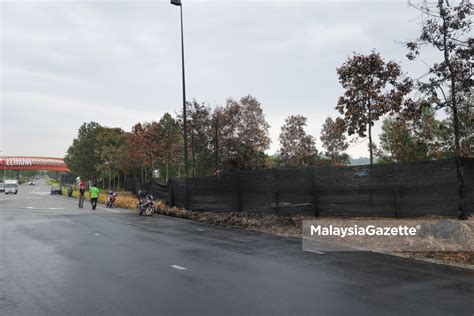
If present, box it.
[145,206,155,216]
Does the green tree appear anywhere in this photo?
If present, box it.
[127,123,148,182]
[64,122,104,181]
[376,107,452,162]
[219,95,271,171]
[320,117,349,165]
[158,113,183,181]
[436,92,474,157]
[279,115,317,167]
[406,0,472,155]
[95,127,127,189]
[376,118,430,163]
[143,121,164,179]
[178,100,214,177]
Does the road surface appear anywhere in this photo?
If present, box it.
[1,180,473,315]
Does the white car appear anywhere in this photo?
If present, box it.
[5,180,18,194]
[29,181,35,185]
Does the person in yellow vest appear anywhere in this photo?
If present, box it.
[89,183,100,210]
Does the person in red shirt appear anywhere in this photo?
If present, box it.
[79,179,85,195]
[78,178,86,208]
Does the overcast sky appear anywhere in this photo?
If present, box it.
[1,0,438,159]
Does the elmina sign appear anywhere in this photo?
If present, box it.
[0,156,69,172]
[0,158,63,166]
[4,158,33,166]
[310,224,419,238]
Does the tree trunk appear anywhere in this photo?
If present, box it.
[452,93,460,154]
[151,157,155,179]
[368,104,373,165]
[439,0,460,154]
[108,168,111,190]
[369,124,373,165]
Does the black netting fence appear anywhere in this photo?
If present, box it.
[124,158,473,217]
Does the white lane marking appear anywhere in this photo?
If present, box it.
[94,233,102,237]
[171,265,186,270]
[307,250,325,255]
[24,207,64,210]
[196,228,205,232]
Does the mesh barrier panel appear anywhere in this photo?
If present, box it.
[393,159,459,216]
[149,181,170,202]
[186,175,239,211]
[126,158,473,217]
[170,179,186,208]
[461,158,474,210]
[238,170,277,213]
[276,168,316,213]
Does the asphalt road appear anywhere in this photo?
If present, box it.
[1,180,473,315]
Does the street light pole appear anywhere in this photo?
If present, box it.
[171,0,188,178]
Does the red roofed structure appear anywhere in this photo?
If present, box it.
[0,156,70,173]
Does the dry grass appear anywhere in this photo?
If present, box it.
[66,190,137,206]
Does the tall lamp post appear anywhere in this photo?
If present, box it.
[171,0,188,178]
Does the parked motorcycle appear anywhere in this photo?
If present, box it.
[105,193,117,208]
[138,193,155,216]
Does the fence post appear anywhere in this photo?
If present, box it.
[393,192,398,218]
[313,167,320,217]
[392,162,398,218]
[274,168,279,214]
[184,178,189,210]
[235,172,242,212]
[456,157,468,219]
[133,177,138,195]
[168,179,174,207]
